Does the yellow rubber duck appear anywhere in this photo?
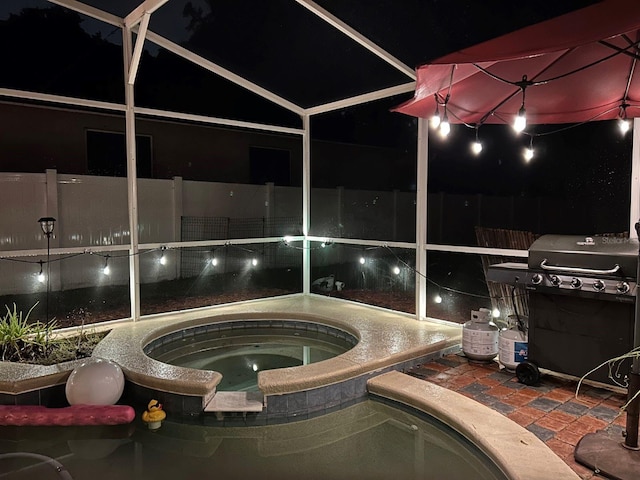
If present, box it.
[141,399,166,430]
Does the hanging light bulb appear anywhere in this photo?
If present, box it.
[619,118,631,134]
[359,256,366,265]
[434,293,443,304]
[471,125,482,154]
[513,76,529,133]
[439,107,450,138]
[393,266,401,275]
[492,308,500,318]
[430,95,441,129]
[619,103,631,134]
[103,255,110,275]
[514,105,527,133]
[159,247,167,265]
[523,136,534,162]
[36,261,45,283]
[211,257,218,266]
[251,257,258,266]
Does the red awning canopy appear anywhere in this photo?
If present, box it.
[394,0,640,125]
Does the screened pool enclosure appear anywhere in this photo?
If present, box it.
[0,0,638,329]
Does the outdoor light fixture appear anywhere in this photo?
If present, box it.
[524,136,534,162]
[513,76,530,133]
[251,257,258,266]
[211,257,218,266]
[434,292,443,304]
[37,216,55,326]
[159,246,167,265]
[102,255,110,276]
[430,94,441,128]
[471,126,482,154]
[393,266,401,275]
[619,102,631,134]
[359,256,366,265]
[38,217,56,236]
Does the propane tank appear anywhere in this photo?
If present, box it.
[462,308,499,362]
[498,315,529,371]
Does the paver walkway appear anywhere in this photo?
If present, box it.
[408,354,629,479]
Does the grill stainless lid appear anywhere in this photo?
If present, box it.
[528,234,639,278]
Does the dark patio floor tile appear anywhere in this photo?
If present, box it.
[527,397,562,412]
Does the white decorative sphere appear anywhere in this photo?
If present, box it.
[65,358,125,406]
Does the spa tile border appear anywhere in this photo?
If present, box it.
[143,319,359,357]
[198,346,459,426]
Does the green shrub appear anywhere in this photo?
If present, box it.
[0,303,55,362]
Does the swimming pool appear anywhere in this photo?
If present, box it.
[0,400,508,480]
[145,321,358,391]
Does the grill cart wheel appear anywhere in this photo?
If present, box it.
[516,360,540,386]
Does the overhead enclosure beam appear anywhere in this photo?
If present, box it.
[306,82,416,116]
[124,0,169,29]
[128,12,151,85]
[295,0,416,80]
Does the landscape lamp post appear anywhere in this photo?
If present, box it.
[38,217,56,325]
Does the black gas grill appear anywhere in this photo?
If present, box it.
[488,234,638,385]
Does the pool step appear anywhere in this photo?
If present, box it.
[204,391,264,417]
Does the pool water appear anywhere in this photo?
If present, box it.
[0,400,507,480]
[149,326,355,391]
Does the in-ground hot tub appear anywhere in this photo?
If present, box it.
[144,320,358,391]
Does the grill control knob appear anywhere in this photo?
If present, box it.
[617,282,630,294]
[531,273,543,285]
[593,279,605,292]
[570,277,582,289]
[550,275,561,286]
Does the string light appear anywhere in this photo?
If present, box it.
[471,125,482,154]
[513,75,530,133]
[159,246,167,265]
[492,308,501,318]
[430,94,441,128]
[619,102,631,134]
[393,266,401,275]
[102,255,110,275]
[251,257,258,266]
[359,256,366,265]
[36,260,45,283]
[523,136,534,162]
[439,104,450,137]
[434,292,443,304]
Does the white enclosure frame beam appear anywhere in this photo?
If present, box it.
[296,0,416,80]
[302,114,312,294]
[123,28,141,321]
[144,31,305,116]
[128,12,151,85]
[305,82,415,116]
[0,88,126,112]
[416,118,428,321]
[48,0,121,27]
[124,0,169,29]
[630,117,640,238]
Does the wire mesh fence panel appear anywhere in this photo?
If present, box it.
[181,217,229,277]
[180,216,302,277]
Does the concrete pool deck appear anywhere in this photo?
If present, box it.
[91,295,461,400]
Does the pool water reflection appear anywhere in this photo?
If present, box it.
[0,400,507,480]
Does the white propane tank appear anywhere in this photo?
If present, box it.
[499,315,529,371]
[462,308,499,362]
